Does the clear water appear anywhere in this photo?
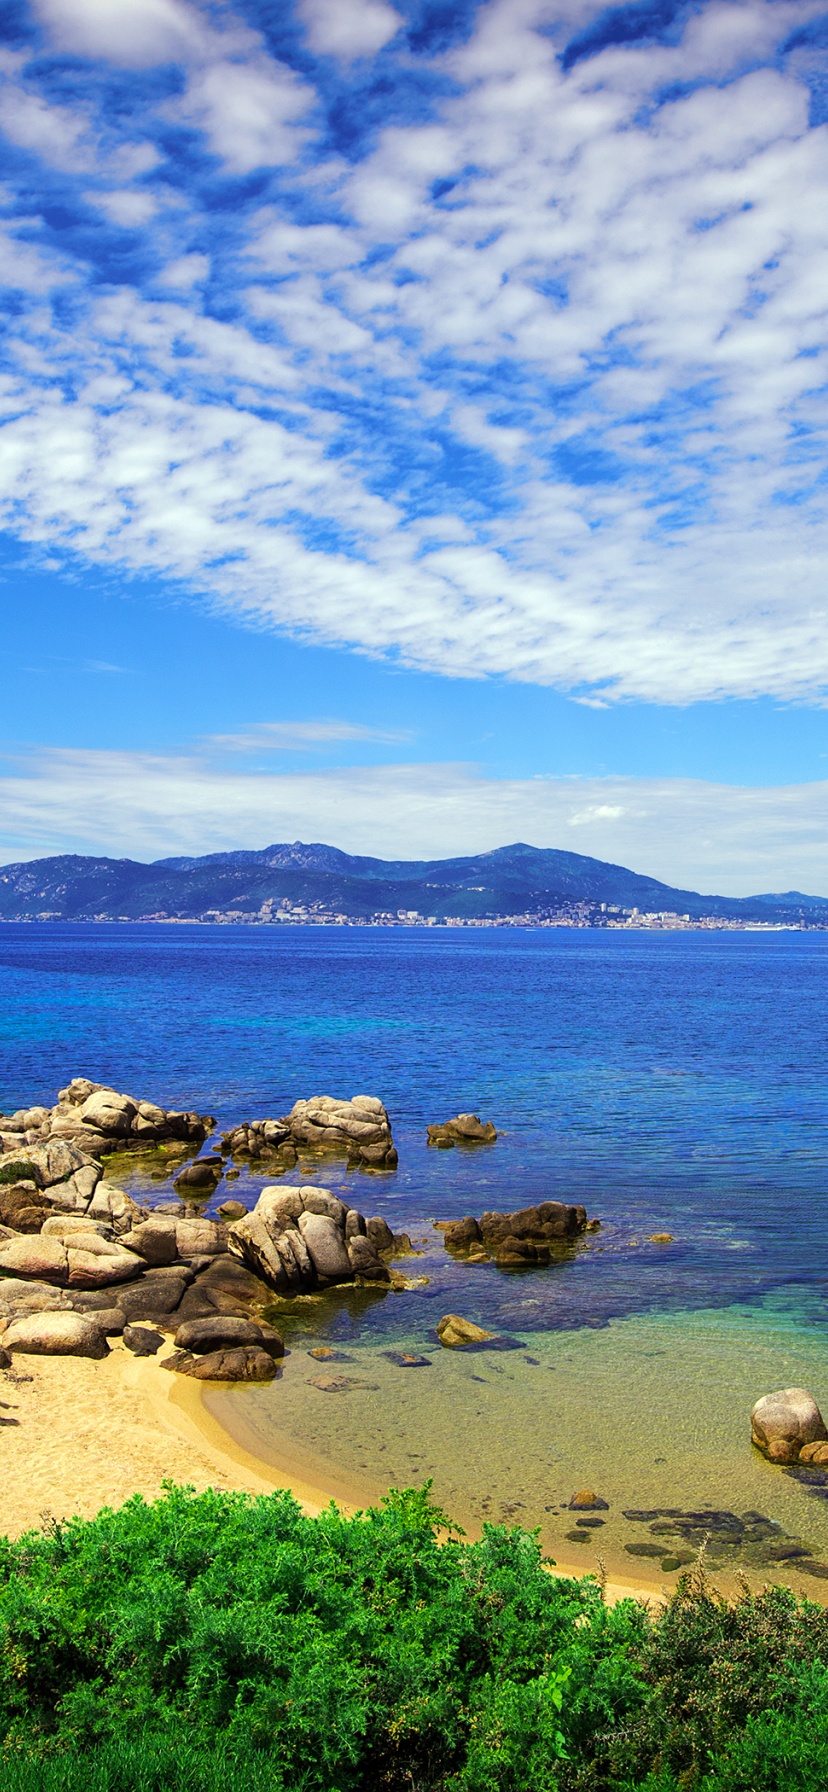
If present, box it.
[3,922,828,1586]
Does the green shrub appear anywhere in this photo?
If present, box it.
[1,1485,827,1791]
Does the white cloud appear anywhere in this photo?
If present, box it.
[4,0,828,703]
[298,0,403,60]
[0,78,95,170]
[85,189,158,227]
[204,719,411,750]
[34,0,312,172]
[32,0,209,69]
[172,56,313,172]
[159,252,209,287]
[0,224,75,293]
[568,804,628,826]
[2,748,828,895]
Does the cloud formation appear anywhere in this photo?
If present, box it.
[2,1,828,703]
[3,742,828,895]
[203,719,411,749]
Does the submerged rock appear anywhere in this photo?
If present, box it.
[310,1374,363,1393]
[751,1387,828,1464]
[436,1313,495,1348]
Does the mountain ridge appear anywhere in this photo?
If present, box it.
[0,842,825,923]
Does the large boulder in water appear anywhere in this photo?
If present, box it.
[427,1114,497,1147]
[297,1211,352,1282]
[281,1095,397,1168]
[226,1185,401,1296]
[439,1201,588,1265]
[751,1387,828,1463]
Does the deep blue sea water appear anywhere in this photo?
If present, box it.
[1,923,827,1334]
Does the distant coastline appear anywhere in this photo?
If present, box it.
[2,839,826,928]
[0,912,820,931]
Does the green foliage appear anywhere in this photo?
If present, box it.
[0,1161,36,1185]
[0,1485,827,1790]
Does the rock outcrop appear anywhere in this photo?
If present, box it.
[751,1387,828,1464]
[0,1077,213,1160]
[0,1229,143,1290]
[123,1324,165,1356]
[223,1095,397,1170]
[163,1345,278,1382]
[220,1118,295,1163]
[427,1114,497,1147]
[227,1185,407,1294]
[0,1083,406,1349]
[439,1201,588,1266]
[436,1314,496,1348]
[173,1315,284,1356]
[2,1312,110,1358]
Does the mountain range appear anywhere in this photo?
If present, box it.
[0,842,825,924]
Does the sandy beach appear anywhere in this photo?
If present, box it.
[0,1339,667,1607]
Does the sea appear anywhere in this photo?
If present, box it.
[3,921,828,1589]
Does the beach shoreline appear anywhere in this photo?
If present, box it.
[0,1340,668,1608]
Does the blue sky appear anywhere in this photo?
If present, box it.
[2,0,828,890]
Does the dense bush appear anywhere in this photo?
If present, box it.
[0,1483,826,1790]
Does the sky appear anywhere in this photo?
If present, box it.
[2,0,828,891]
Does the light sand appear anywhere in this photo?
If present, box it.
[0,1340,664,1607]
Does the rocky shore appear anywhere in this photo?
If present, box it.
[0,1079,408,1377]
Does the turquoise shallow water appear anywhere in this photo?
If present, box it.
[204,1291,828,1594]
[2,921,828,1583]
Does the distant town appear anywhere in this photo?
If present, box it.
[104,899,821,931]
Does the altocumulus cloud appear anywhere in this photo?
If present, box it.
[2,0,828,703]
